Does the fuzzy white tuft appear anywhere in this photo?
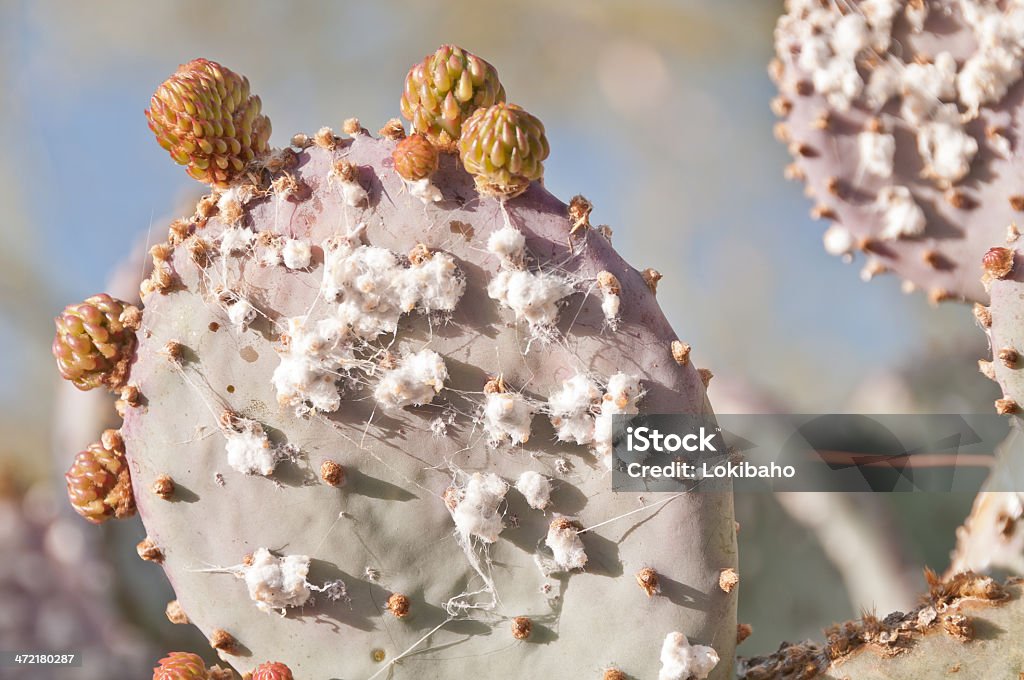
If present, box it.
[959,47,1020,115]
[334,174,368,207]
[864,58,901,108]
[594,373,643,468]
[373,349,448,410]
[876,185,926,240]
[216,185,257,219]
[812,58,862,112]
[601,291,621,326]
[830,12,869,59]
[547,374,600,445]
[487,226,527,269]
[243,548,312,614]
[395,251,466,314]
[483,391,534,445]
[658,632,719,680]
[272,316,356,414]
[822,224,855,258]
[220,226,256,255]
[227,298,257,328]
[450,473,509,543]
[258,240,283,267]
[224,418,278,476]
[545,518,587,570]
[322,241,464,339]
[487,270,573,331]
[282,239,312,269]
[515,471,551,510]
[408,178,443,203]
[857,130,895,179]
[916,105,978,185]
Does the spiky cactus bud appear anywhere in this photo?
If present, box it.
[65,429,135,523]
[152,652,208,680]
[400,44,505,150]
[250,661,294,680]
[52,293,137,391]
[392,133,439,181]
[146,58,272,187]
[459,103,549,198]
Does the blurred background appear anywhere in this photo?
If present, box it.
[0,0,1001,675]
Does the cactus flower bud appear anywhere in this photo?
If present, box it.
[983,247,1016,279]
[400,45,505,150]
[459,103,549,199]
[251,661,294,680]
[146,58,272,187]
[52,293,137,391]
[392,133,439,181]
[65,429,135,524]
[152,652,208,680]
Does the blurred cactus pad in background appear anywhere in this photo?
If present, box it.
[7,1,1024,679]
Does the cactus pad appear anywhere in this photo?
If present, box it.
[772,0,1024,303]
[118,130,735,678]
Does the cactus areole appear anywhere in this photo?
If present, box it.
[55,49,737,679]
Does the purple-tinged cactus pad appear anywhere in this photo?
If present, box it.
[122,134,736,678]
[772,0,1024,303]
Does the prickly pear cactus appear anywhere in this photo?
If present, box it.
[54,55,736,679]
[739,573,1024,679]
[772,0,1024,303]
[953,246,1024,575]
